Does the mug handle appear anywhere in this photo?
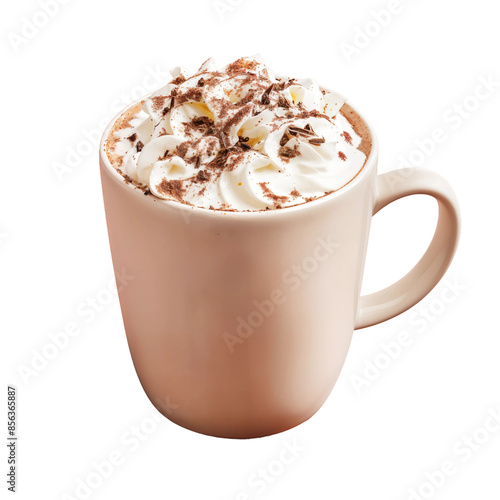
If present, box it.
[355,168,461,329]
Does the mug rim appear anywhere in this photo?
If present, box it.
[99,89,379,220]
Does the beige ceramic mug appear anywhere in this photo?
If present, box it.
[99,100,460,439]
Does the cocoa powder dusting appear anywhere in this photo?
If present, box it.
[259,182,289,206]
[222,104,253,136]
[152,96,168,112]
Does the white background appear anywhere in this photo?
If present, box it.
[2,0,499,499]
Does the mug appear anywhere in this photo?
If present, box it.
[99,101,460,439]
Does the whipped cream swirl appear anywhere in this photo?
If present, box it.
[111,56,366,211]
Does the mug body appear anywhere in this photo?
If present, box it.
[100,104,378,438]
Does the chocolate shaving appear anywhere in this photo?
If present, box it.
[209,149,229,170]
[261,84,275,105]
[156,179,185,201]
[176,87,204,105]
[198,77,205,87]
[341,131,353,145]
[278,145,300,159]
[235,88,259,107]
[136,141,144,152]
[277,95,290,108]
[226,58,259,76]
[238,136,252,150]
[176,142,189,159]
[191,115,214,134]
[295,109,332,123]
[288,125,315,137]
[144,188,151,196]
[171,76,185,85]
[275,81,287,91]
[194,170,211,183]
[280,132,291,147]
[127,133,137,142]
[308,137,325,145]
[338,151,347,161]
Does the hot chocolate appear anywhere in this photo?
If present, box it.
[104,56,371,211]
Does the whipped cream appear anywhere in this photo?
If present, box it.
[108,56,367,211]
